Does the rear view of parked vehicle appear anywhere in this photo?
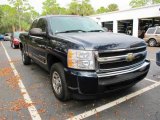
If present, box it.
[11,32,21,49]
[0,34,4,41]
[4,33,11,41]
[144,26,160,47]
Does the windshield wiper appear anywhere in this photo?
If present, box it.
[55,30,87,34]
[87,30,104,32]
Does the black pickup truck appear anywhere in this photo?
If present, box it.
[20,15,150,101]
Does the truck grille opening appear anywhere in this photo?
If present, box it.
[99,47,146,58]
[97,46,146,71]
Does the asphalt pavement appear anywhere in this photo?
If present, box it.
[0,41,160,120]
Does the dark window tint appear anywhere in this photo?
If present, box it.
[37,19,47,32]
[156,28,160,34]
[31,19,38,29]
[147,28,156,34]
[49,16,104,33]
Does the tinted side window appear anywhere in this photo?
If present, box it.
[31,19,38,29]
[156,28,160,34]
[147,28,156,34]
[37,19,47,32]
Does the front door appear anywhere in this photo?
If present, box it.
[32,18,48,65]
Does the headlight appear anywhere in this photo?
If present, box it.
[67,49,95,70]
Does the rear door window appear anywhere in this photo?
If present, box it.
[156,28,160,34]
[147,28,156,34]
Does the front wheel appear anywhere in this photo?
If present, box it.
[21,50,31,65]
[148,39,157,47]
[50,63,70,101]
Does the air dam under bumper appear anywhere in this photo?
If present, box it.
[65,60,150,96]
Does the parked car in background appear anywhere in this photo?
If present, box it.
[0,34,4,41]
[4,33,11,41]
[144,26,160,47]
[11,32,21,49]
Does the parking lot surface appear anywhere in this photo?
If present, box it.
[0,41,160,120]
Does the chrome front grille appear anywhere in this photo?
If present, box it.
[96,46,147,72]
[98,46,146,57]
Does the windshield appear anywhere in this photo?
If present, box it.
[49,16,104,34]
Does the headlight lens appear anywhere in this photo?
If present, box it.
[67,49,95,70]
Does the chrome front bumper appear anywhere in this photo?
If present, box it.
[97,60,150,78]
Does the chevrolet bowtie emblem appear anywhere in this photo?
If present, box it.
[126,53,135,62]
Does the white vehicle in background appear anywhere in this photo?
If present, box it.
[144,26,160,47]
[4,33,11,41]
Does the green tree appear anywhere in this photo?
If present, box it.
[129,0,147,8]
[0,1,38,33]
[68,0,94,16]
[96,7,107,14]
[80,0,95,15]
[7,0,38,31]
[0,5,17,33]
[21,9,39,30]
[42,0,61,15]
[129,0,160,8]
[152,0,160,3]
[8,0,31,31]
[59,7,69,15]
[68,0,81,15]
[0,8,3,23]
[107,4,119,12]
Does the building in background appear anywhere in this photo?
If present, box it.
[89,4,160,39]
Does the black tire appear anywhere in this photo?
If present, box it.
[22,50,31,65]
[15,45,19,49]
[148,39,157,47]
[50,63,70,101]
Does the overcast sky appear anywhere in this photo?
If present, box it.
[0,0,132,13]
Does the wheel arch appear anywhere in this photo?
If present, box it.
[148,38,158,47]
[47,54,66,71]
[19,42,23,51]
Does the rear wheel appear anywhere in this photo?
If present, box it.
[50,63,70,101]
[148,39,157,47]
[21,50,31,65]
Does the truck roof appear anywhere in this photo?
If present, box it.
[37,15,80,19]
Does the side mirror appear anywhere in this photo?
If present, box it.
[29,28,46,37]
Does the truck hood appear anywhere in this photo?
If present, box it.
[57,32,146,51]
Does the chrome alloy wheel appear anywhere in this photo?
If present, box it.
[52,71,62,95]
[149,40,155,46]
[149,39,156,47]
